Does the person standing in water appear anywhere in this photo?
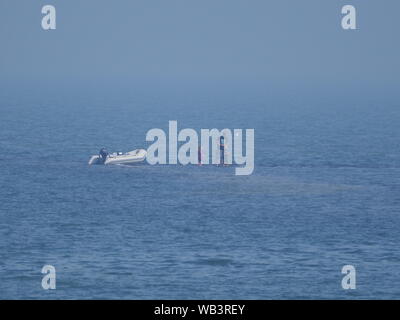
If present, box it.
[198,146,202,165]
[219,135,225,166]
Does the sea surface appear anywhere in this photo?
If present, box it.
[1,84,400,299]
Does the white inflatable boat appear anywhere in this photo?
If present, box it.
[88,148,147,165]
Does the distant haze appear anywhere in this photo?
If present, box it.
[0,0,399,92]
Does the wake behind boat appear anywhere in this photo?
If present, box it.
[88,148,147,165]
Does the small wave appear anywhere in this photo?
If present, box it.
[192,258,234,266]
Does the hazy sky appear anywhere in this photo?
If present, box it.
[0,0,399,88]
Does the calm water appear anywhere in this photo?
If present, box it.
[1,85,400,299]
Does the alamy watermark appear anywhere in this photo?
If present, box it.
[145,121,254,175]
[40,5,358,31]
[41,265,56,290]
[341,265,356,290]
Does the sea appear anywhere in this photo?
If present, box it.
[1,82,400,299]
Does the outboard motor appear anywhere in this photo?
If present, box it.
[99,148,109,164]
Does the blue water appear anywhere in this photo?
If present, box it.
[1,84,400,299]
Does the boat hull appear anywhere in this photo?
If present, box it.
[88,149,147,165]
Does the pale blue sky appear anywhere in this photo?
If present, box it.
[0,0,399,89]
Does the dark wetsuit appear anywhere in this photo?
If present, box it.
[198,147,202,165]
[219,136,225,165]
